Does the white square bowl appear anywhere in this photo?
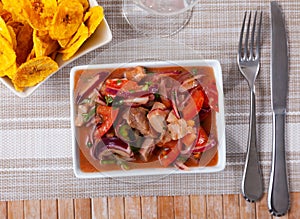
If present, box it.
[70,60,226,178]
[0,0,112,98]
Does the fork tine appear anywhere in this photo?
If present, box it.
[244,12,252,59]
[256,12,263,59]
[238,12,247,60]
[250,11,258,59]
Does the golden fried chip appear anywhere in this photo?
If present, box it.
[0,35,16,72]
[7,25,17,50]
[63,23,88,49]
[0,16,12,45]
[33,30,59,57]
[60,23,89,61]
[12,56,58,88]
[49,0,84,40]
[26,48,36,61]
[83,11,92,22]
[85,6,104,36]
[21,0,57,30]
[2,0,27,23]
[15,23,33,66]
[58,38,71,48]
[57,0,89,11]
[77,0,89,12]
[0,63,17,79]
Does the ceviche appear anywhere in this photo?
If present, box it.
[73,65,219,172]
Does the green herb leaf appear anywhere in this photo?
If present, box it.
[80,98,91,104]
[101,159,116,165]
[142,81,153,91]
[105,96,114,105]
[121,163,130,170]
[191,68,198,75]
[130,145,140,153]
[117,79,122,85]
[86,141,93,148]
[82,106,96,123]
[154,93,160,100]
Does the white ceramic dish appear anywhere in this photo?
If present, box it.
[70,60,226,178]
[0,0,112,98]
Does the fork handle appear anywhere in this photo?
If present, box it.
[242,90,264,202]
[267,111,290,216]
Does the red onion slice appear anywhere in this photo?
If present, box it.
[92,137,133,159]
[76,72,109,104]
[192,138,217,153]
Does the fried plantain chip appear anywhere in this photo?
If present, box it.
[62,23,88,49]
[85,6,104,36]
[58,38,71,48]
[0,35,16,72]
[0,63,17,79]
[2,0,27,23]
[83,11,92,22]
[0,2,12,22]
[26,48,36,61]
[0,16,12,45]
[12,56,58,88]
[33,30,59,57]
[57,0,89,11]
[21,0,57,30]
[7,25,17,50]
[59,23,89,61]
[49,0,84,40]
[77,0,90,12]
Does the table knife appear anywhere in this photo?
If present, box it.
[268,1,290,216]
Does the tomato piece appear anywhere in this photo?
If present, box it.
[182,87,205,120]
[105,78,129,90]
[102,79,140,97]
[159,146,180,167]
[196,127,208,146]
[193,127,216,153]
[93,105,119,139]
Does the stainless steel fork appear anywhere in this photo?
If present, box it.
[237,11,264,202]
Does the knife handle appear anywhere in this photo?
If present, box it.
[268,111,290,216]
[242,91,264,202]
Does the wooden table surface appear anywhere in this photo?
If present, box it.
[1,193,299,219]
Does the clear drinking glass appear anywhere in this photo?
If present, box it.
[122,0,200,36]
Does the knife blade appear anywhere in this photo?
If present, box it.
[268,1,290,217]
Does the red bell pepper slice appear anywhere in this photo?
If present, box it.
[182,87,205,120]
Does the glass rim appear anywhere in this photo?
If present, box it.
[127,0,200,16]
